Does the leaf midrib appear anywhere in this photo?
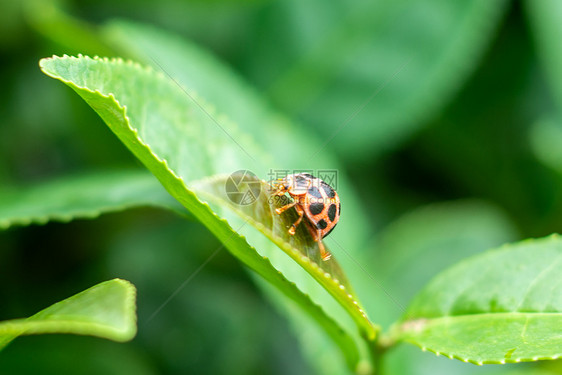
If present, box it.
[403,311,562,324]
[0,319,130,334]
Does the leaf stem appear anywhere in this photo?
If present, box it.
[361,327,401,375]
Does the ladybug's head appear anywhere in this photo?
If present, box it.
[285,173,313,195]
[270,173,314,195]
[271,175,293,192]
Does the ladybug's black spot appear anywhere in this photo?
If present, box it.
[310,202,324,215]
[338,203,341,215]
[307,186,323,199]
[328,204,337,222]
[317,219,328,230]
[321,182,336,198]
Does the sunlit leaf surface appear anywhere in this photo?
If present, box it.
[0,279,137,349]
[394,235,562,364]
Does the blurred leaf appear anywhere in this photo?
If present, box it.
[40,55,372,371]
[0,336,158,375]
[398,16,555,236]
[367,200,518,374]
[0,279,137,350]
[530,117,562,174]
[248,0,509,158]
[0,0,26,50]
[377,200,517,300]
[526,0,562,111]
[0,170,183,229]
[526,0,562,176]
[391,235,562,365]
[366,200,517,329]
[24,0,114,56]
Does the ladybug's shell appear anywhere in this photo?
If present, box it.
[286,174,340,239]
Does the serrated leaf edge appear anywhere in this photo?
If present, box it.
[0,279,137,344]
[395,234,562,365]
[416,343,561,366]
[394,312,562,365]
[0,202,172,230]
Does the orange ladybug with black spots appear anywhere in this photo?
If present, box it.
[271,173,340,261]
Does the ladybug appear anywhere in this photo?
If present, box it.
[271,173,340,261]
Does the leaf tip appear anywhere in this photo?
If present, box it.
[109,278,138,341]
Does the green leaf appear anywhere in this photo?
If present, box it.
[530,117,562,174]
[0,279,137,350]
[249,0,509,158]
[526,0,562,174]
[365,200,518,374]
[0,169,183,229]
[24,0,115,57]
[39,55,374,371]
[376,200,517,299]
[526,0,562,111]
[0,336,157,375]
[391,235,562,365]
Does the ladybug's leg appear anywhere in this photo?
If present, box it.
[288,205,305,235]
[275,200,297,215]
[305,224,333,261]
[272,188,286,196]
[317,231,332,261]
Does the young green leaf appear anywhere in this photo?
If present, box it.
[390,235,562,365]
[0,279,136,350]
[39,55,375,370]
[0,170,183,229]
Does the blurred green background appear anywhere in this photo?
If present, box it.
[1,0,562,374]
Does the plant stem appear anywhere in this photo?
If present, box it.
[363,329,398,375]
